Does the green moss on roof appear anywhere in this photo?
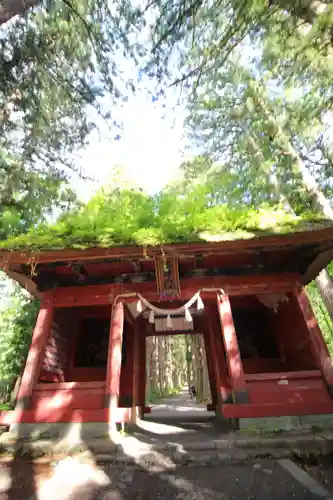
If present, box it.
[0,189,332,252]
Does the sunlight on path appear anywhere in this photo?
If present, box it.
[148,388,210,419]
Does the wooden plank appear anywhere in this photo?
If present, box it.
[246,377,330,404]
[31,386,105,410]
[223,401,333,418]
[35,381,105,390]
[0,407,132,425]
[244,370,322,382]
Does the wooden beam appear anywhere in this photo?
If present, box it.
[301,248,333,285]
[216,294,248,403]
[44,274,299,308]
[5,270,42,299]
[16,303,54,409]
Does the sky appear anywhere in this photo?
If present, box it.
[71,81,187,202]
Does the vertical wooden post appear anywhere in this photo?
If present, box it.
[138,334,146,417]
[196,315,218,408]
[105,302,124,421]
[202,329,217,408]
[207,305,232,404]
[216,294,248,403]
[16,304,54,409]
[132,324,140,422]
[296,287,333,392]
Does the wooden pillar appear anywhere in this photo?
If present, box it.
[16,303,54,409]
[216,294,248,403]
[196,315,218,407]
[202,329,217,408]
[132,325,140,415]
[119,323,134,408]
[296,287,333,393]
[207,305,232,404]
[138,334,146,415]
[105,302,124,419]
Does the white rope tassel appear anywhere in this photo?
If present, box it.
[197,295,204,310]
[185,308,192,323]
[166,315,172,329]
[149,310,155,324]
[136,299,143,313]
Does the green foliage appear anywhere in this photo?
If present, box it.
[147,386,181,403]
[0,0,140,177]
[0,185,329,251]
[307,276,333,357]
[0,281,39,404]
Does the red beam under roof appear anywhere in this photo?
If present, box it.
[1,227,333,296]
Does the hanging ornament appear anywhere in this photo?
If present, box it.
[149,310,155,324]
[166,315,172,329]
[197,295,204,310]
[185,308,192,323]
[136,300,143,313]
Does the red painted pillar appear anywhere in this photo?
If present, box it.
[133,326,140,404]
[138,334,146,415]
[16,303,54,409]
[296,287,333,392]
[105,302,124,418]
[216,294,248,403]
[207,305,232,404]
[119,323,134,408]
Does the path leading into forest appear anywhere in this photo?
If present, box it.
[148,388,210,418]
[131,388,230,445]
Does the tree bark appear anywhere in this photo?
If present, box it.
[250,81,333,318]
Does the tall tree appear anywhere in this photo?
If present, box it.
[185,55,333,310]
[0,0,141,187]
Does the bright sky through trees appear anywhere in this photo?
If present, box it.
[72,56,187,200]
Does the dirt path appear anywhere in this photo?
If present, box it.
[131,388,230,445]
[148,388,210,419]
[0,457,331,500]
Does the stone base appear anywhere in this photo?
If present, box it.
[239,414,333,434]
[9,422,113,441]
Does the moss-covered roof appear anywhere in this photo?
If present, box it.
[1,203,332,252]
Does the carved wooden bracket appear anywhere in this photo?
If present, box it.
[155,255,180,296]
